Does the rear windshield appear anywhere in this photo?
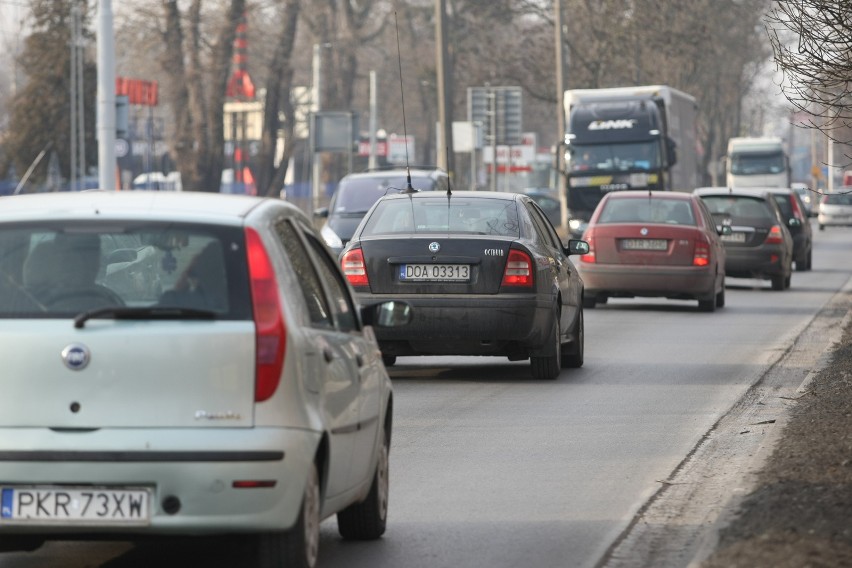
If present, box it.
[0,222,251,319]
[700,195,775,224]
[361,197,520,237]
[824,193,852,205]
[597,198,696,226]
[334,175,441,214]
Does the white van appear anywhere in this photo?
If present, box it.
[725,137,791,188]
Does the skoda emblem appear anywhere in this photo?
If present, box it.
[61,344,91,371]
[640,227,649,236]
[428,242,441,253]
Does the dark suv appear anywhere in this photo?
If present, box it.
[315,167,450,256]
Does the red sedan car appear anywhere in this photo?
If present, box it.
[577,191,728,312]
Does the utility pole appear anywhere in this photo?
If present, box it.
[555,0,568,231]
[369,70,378,169]
[97,0,116,190]
[435,0,453,174]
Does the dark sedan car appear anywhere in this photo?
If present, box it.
[339,190,589,380]
[766,187,812,271]
[577,191,728,312]
[695,187,794,291]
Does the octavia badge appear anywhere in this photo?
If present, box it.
[428,242,441,253]
[61,344,91,371]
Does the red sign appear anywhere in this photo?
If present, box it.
[116,77,159,106]
[358,140,388,157]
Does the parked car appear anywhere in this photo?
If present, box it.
[766,187,813,271]
[817,190,852,230]
[0,191,412,567]
[314,167,449,256]
[791,183,816,217]
[695,187,794,291]
[523,188,562,228]
[577,191,728,312]
[339,190,589,380]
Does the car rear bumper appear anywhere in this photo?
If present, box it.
[578,264,717,299]
[357,292,551,356]
[724,246,787,279]
[0,427,320,536]
[818,213,852,226]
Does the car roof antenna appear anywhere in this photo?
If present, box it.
[446,146,452,196]
[394,11,416,195]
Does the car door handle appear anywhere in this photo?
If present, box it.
[323,347,334,363]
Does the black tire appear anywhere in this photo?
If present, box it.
[582,295,597,309]
[531,317,561,380]
[561,310,584,368]
[698,293,716,312]
[797,249,812,272]
[771,274,786,291]
[337,421,390,540]
[381,355,397,367]
[784,272,792,289]
[715,286,726,309]
[255,463,321,568]
[819,224,825,231]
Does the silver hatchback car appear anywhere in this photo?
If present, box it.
[0,191,410,567]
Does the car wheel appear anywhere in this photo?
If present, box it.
[819,224,825,231]
[582,295,597,309]
[381,355,397,367]
[715,283,726,308]
[784,273,792,289]
[771,274,786,291]
[531,316,561,380]
[256,462,321,568]
[797,248,812,271]
[561,310,584,369]
[698,293,716,312]
[337,419,390,540]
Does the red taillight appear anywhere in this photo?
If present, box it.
[765,225,784,245]
[341,249,369,287]
[693,238,710,267]
[501,249,534,287]
[580,233,596,263]
[789,194,804,221]
[245,228,286,402]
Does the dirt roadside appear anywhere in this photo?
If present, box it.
[698,292,852,567]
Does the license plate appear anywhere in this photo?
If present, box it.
[0,486,150,525]
[721,232,746,243]
[399,264,470,281]
[621,239,667,251]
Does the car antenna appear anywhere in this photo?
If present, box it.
[394,11,416,195]
[445,146,452,196]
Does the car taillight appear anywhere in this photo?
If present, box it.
[245,228,286,402]
[501,249,534,287]
[580,233,596,263]
[789,195,803,220]
[765,225,784,245]
[693,238,710,267]
[341,249,369,287]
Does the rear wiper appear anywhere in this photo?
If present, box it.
[74,307,217,329]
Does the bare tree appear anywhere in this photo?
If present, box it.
[253,0,301,197]
[160,0,245,192]
[765,0,852,145]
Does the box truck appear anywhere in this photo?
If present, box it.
[725,137,791,188]
[562,85,699,234]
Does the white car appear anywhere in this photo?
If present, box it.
[0,191,410,567]
[817,190,852,230]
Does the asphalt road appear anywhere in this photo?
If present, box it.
[2,222,850,568]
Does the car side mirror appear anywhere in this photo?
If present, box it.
[313,207,329,218]
[361,300,412,328]
[717,225,732,236]
[788,218,802,228]
[566,239,590,256]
